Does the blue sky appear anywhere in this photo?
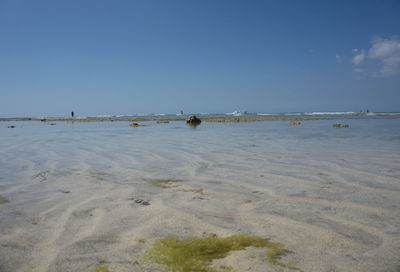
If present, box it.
[0,0,399,117]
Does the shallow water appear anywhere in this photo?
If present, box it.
[0,119,400,271]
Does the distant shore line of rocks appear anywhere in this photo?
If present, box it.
[0,116,325,123]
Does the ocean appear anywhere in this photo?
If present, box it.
[0,114,399,271]
[29,110,400,120]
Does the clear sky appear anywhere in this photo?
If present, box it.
[1,0,399,117]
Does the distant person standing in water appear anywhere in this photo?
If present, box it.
[71,111,74,118]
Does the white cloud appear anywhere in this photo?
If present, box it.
[351,36,400,77]
[352,49,365,65]
[336,54,342,63]
[368,36,400,77]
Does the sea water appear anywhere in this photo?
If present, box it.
[0,117,400,271]
[1,117,399,188]
[1,118,400,212]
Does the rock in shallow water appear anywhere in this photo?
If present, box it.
[333,123,349,128]
[132,198,150,206]
[186,115,201,125]
[129,123,147,127]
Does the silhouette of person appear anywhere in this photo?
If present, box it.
[71,111,74,118]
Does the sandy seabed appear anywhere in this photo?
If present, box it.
[0,120,399,272]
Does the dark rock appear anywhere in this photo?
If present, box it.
[32,170,49,182]
[186,115,201,128]
[333,123,349,128]
[186,115,201,125]
[132,198,150,206]
[130,123,147,127]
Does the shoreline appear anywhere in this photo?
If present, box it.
[0,116,325,123]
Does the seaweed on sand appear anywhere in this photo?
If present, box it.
[143,178,184,188]
[93,265,111,272]
[178,188,204,195]
[0,194,8,204]
[89,170,111,181]
[144,234,286,272]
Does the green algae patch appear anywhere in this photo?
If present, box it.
[93,265,111,272]
[143,234,286,272]
[115,181,141,185]
[143,178,184,188]
[178,188,204,195]
[218,266,235,272]
[0,194,8,204]
[89,170,111,181]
